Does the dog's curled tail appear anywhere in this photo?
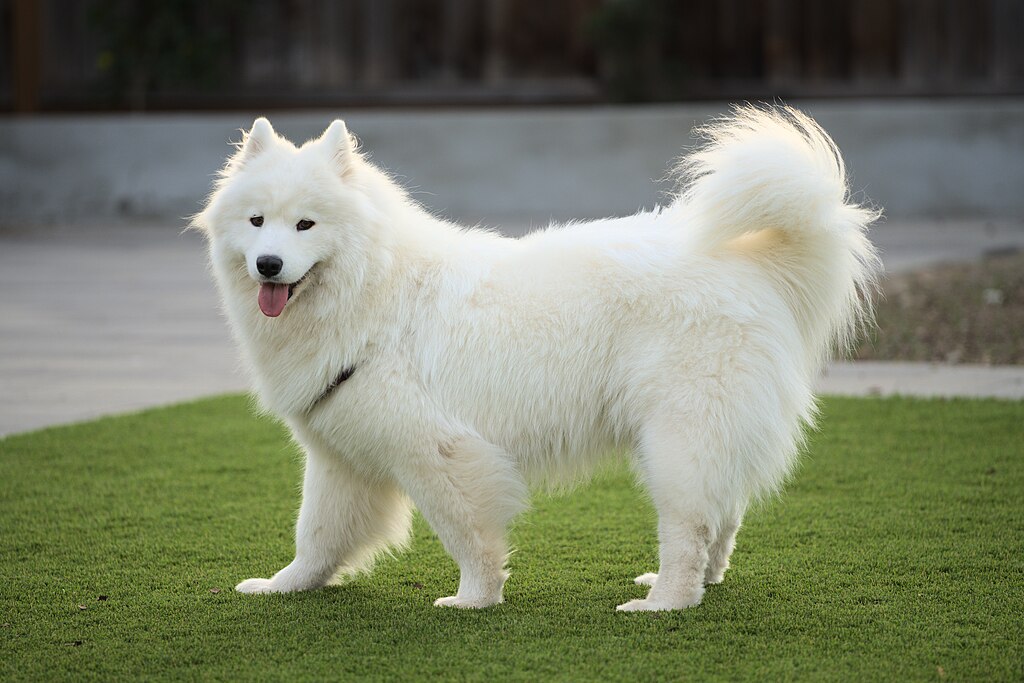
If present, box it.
[672,104,882,366]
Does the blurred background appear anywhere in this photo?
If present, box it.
[4,0,1024,111]
[1,0,1023,434]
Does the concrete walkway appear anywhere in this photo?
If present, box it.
[0,224,242,437]
[821,361,1024,400]
[1,219,1022,438]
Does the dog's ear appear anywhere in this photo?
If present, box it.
[237,117,275,163]
[319,119,356,176]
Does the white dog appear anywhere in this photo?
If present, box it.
[194,106,879,611]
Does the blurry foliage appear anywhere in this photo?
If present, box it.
[587,0,690,102]
[89,0,246,109]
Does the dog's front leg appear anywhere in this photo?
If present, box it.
[397,435,528,608]
[236,446,412,594]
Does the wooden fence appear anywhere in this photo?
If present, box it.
[3,0,1023,112]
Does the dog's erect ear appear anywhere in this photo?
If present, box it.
[238,117,275,163]
[319,119,355,175]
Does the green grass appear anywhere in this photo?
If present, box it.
[1,396,1022,682]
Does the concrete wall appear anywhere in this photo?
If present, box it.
[2,99,1022,230]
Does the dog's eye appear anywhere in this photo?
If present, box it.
[296,219,315,231]
[250,216,264,227]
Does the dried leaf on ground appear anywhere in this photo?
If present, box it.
[856,252,1024,365]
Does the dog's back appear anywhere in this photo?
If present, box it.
[413,107,879,501]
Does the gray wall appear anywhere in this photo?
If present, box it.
[2,99,1022,231]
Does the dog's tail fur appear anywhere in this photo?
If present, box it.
[671,105,882,371]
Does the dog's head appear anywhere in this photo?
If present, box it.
[195,118,377,318]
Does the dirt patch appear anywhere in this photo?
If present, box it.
[855,251,1024,365]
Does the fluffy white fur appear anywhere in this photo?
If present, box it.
[194,106,880,611]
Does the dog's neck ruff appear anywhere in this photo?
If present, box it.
[307,365,356,413]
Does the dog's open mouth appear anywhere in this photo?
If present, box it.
[257,267,315,318]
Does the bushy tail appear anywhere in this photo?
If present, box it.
[671,105,882,369]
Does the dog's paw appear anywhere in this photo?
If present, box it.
[433,595,501,609]
[704,566,727,585]
[616,597,700,612]
[634,572,658,587]
[235,578,280,594]
[616,590,703,612]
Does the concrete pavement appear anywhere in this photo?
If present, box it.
[0,224,243,437]
[1,218,1022,438]
[821,361,1024,400]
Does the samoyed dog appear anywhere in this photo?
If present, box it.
[194,106,879,611]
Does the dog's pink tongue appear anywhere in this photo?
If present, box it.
[258,282,289,317]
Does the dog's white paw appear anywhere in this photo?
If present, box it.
[616,592,703,612]
[235,578,280,594]
[634,572,658,587]
[704,566,727,585]
[433,595,501,609]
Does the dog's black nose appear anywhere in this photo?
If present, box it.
[256,255,283,277]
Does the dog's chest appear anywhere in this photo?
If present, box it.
[290,356,439,470]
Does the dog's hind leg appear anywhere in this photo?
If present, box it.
[705,511,741,585]
[618,415,731,612]
[236,446,412,594]
[395,435,528,609]
[633,510,740,589]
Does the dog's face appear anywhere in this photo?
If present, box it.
[197,118,372,318]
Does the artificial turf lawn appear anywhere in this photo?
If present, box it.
[1,396,1022,682]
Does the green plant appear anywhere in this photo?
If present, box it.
[89,0,245,109]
